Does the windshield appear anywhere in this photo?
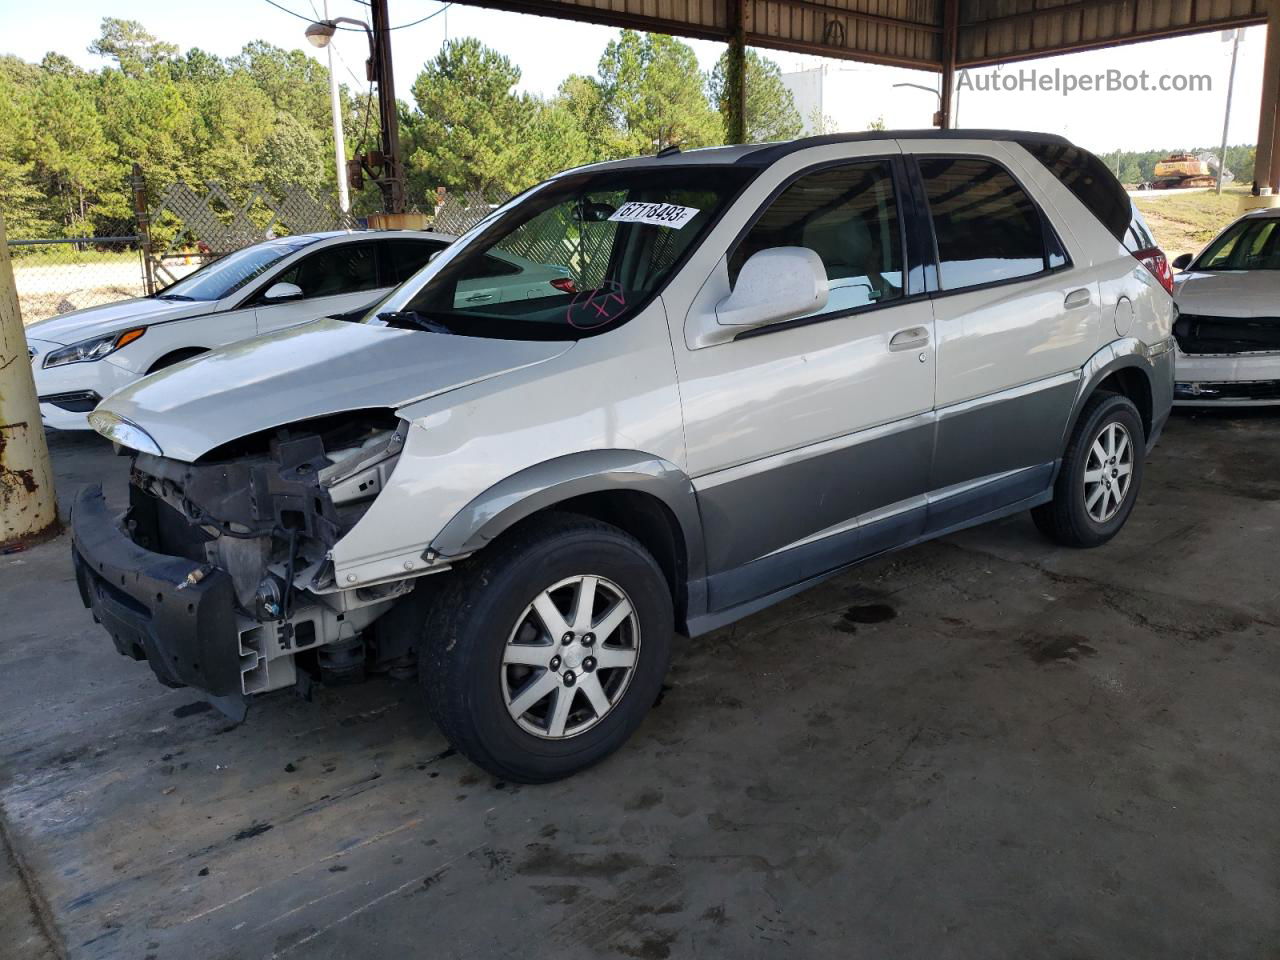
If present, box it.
[369,166,754,340]
[157,236,323,301]
[1194,217,1280,271]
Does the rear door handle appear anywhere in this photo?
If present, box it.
[1064,288,1092,309]
[465,293,495,303]
[889,326,930,351]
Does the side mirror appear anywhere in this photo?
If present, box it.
[262,281,304,301]
[1171,253,1193,271]
[716,247,829,329]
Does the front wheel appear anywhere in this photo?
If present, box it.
[1032,392,1145,548]
[420,513,674,783]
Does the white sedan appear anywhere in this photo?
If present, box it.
[26,230,456,429]
[1172,208,1280,405]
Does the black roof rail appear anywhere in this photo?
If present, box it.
[737,129,1074,166]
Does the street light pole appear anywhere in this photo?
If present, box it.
[323,0,350,213]
[1218,28,1243,195]
[893,82,943,127]
[305,1,407,217]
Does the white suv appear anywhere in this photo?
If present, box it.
[72,131,1175,782]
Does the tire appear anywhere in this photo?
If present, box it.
[147,348,207,374]
[420,512,674,783]
[1032,391,1145,548]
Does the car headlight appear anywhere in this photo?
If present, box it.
[43,328,145,368]
[87,410,163,456]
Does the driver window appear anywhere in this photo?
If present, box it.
[271,242,378,300]
[728,160,904,317]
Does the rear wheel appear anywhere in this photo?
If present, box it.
[1032,392,1145,548]
[420,513,673,783]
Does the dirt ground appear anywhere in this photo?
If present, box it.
[1,410,1278,959]
[1132,186,1250,261]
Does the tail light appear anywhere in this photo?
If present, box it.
[550,277,578,294]
[1133,246,1174,295]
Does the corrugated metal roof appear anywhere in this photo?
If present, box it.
[449,0,1267,69]
[958,0,1268,66]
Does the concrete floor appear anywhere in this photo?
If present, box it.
[1,414,1277,959]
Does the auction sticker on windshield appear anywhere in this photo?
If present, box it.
[608,202,700,229]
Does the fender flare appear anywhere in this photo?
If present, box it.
[429,450,708,585]
[1060,338,1160,451]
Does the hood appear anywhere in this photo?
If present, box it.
[97,317,573,462]
[24,296,210,345]
[1174,270,1280,317]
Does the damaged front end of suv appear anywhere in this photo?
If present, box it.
[73,409,419,718]
[67,297,580,721]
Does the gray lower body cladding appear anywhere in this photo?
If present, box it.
[692,373,1079,614]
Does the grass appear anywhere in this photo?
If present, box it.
[10,247,141,267]
[1132,184,1250,260]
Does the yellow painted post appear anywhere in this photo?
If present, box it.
[0,213,58,549]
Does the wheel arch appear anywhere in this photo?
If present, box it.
[429,451,707,628]
[1062,339,1156,450]
[146,346,209,374]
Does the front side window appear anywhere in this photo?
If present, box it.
[1195,217,1280,270]
[272,242,379,299]
[156,236,321,302]
[919,157,1051,291]
[371,166,754,340]
[729,160,904,317]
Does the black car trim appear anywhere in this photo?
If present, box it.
[735,129,1073,167]
[71,484,244,701]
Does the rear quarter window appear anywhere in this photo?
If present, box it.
[1021,141,1134,242]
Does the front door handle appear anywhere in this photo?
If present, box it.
[1064,288,1092,309]
[889,326,930,351]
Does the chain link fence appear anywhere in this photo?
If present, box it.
[10,236,149,324]
[431,190,498,235]
[8,177,515,326]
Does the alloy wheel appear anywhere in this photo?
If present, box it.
[500,575,640,739]
[1083,421,1134,524]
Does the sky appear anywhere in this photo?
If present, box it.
[0,0,1266,155]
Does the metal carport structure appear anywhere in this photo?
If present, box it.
[444,0,1280,196]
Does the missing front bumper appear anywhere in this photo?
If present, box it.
[71,484,246,710]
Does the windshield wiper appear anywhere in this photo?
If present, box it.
[155,293,196,301]
[379,310,455,335]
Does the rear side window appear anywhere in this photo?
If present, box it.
[1021,141,1131,242]
[917,157,1050,291]
[729,159,904,316]
[465,254,523,279]
[383,239,450,284]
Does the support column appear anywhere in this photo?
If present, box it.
[726,0,747,144]
[0,213,58,549]
[938,0,958,128]
[130,163,154,296]
[369,0,405,214]
[1254,0,1280,195]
